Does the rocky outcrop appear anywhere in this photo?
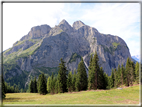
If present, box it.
[3,19,131,88]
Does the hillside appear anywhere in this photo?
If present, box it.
[2,19,131,89]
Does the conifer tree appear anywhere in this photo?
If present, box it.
[67,71,72,92]
[92,51,100,90]
[114,68,117,88]
[98,67,105,89]
[2,76,6,99]
[110,68,115,88]
[58,58,68,93]
[88,55,93,90]
[125,57,131,86]
[50,73,55,94]
[72,69,76,91]
[120,64,125,86]
[76,57,88,91]
[135,62,139,84]
[33,77,38,93]
[47,76,51,93]
[30,79,34,93]
[55,77,59,94]
[75,72,80,91]
[37,75,41,93]
[38,73,47,95]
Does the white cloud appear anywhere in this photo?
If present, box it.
[3,3,67,51]
[3,3,140,57]
[80,3,140,56]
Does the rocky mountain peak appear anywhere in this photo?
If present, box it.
[72,20,85,30]
[58,19,71,27]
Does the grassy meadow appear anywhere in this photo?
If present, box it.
[3,85,140,105]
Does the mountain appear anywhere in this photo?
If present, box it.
[132,55,140,62]
[2,19,131,89]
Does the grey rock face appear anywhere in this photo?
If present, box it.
[3,19,132,87]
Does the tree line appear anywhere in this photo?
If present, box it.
[28,52,140,95]
[2,51,140,98]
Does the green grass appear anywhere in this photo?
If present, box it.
[112,42,120,48]
[3,85,140,105]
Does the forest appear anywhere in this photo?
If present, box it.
[2,51,140,98]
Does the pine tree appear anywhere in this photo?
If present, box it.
[50,73,55,94]
[110,68,115,88]
[58,58,68,93]
[76,57,88,91]
[98,67,105,89]
[135,62,139,84]
[125,57,131,86]
[88,55,93,90]
[75,72,80,91]
[38,73,47,95]
[47,76,51,93]
[30,79,34,93]
[67,71,72,92]
[114,68,117,88]
[55,77,59,94]
[72,69,77,91]
[130,61,135,85]
[2,76,6,99]
[92,51,100,90]
[120,64,125,86]
[33,77,38,93]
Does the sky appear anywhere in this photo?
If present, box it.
[3,3,140,56]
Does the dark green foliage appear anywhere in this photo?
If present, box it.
[110,68,115,88]
[30,79,34,93]
[76,58,88,91]
[47,76,51,93]
[33,77,38,93]
[67,71,72,92]
[55,77,59,94]
[125,57,131,86]
[113,68,117,88]
[50,73,55,94]
[38,73,47,95]
[92,51,99,90]
[120,64,125,86]
[2,76,6,99]
[98,67,106,89]
[72,69,77,91]
[88,55,93,90]
[135,62,139,84]
[58,58,68,93]
[69,53,81,63]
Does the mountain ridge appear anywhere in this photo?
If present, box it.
[2,19,132,89]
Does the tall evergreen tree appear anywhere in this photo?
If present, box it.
[120,64,125,86]
[58,58,68,93]
[47,76,51,93]
[72,69,77,91]
[30,79,34,93]
[50,73,55,94]
[55,76,59,94]
[67,71,72,92]
[114,68,117,88]
[88,55,93,90]
[92,51,100,90]
[125,57,131,86]
[76,57,88,91]
[2,76,6,99]
[110,68,115,88]
[98,67,105,89]
[33,77,38,93]
[135,62,139,84]
[38,73,47,95]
